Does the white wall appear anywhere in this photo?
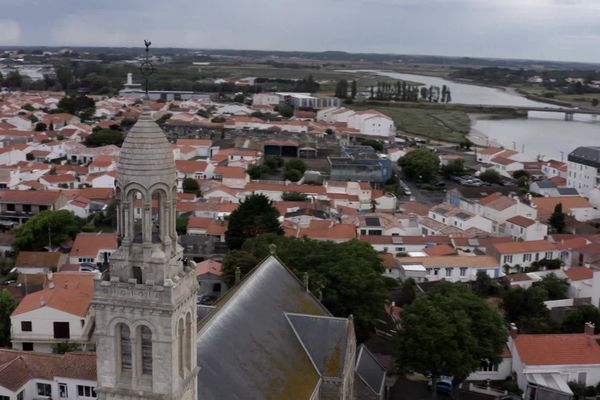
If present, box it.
[11,306,89,353]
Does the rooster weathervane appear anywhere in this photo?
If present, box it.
[140,40,154,96]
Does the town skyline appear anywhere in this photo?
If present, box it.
[1,0,600,63]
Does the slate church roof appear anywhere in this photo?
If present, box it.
[195,255,352,399]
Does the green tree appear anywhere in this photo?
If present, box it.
[532,273,568,300]
[285,159,307,174]
[399,149,440,183]
[281,192,308,202]
[335,79,349,99]
[459,138,473,150]
[441,158,465,178]
[479,169,503,185]
[182,177,201,196]
[561,305,600,334]
[224,234,388,340]
[397,278,417,306]
[84,129,124,147]
[395,283,507,397]
[4,71,22,89]
[34,122,47,131]
[474,270,493,296]
[58,95,95,115]
[549,203,566,233]
[56,66,73,90]
[176,217,189,235]
[360,139,384,152]
[52,341,82,354]
[13,210,83,251]
[225,194,284,250]
[284,168,303,182]
[247,165,263,179]
[502,285,556,333]
[264,156,283,171]
[277,104,293,118]
[0,290,17,346]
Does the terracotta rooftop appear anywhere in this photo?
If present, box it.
[564,267,594,281]
[196,259,223,276]
[0,189,62,205]
[12,272,95,317]
[492,240,558,254]
[15,251,62,269]
[0,350,96,392]
[69,232,117,259]
[506,215,536,228]
[397,255,499,268]
[514,333,600,366]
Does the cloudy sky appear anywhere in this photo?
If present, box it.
[0,0,599,63]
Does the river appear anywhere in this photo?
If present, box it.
[351,69,600,160]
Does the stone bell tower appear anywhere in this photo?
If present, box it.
[92,101,198,400]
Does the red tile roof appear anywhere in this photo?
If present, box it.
[492,240,558,254]
[514,333,600,365]
[12,272,95,317]
[564,267,594,281]
[0,189,62,205]
[196,259,223,276]
[15,251,62,269]
[69,232,117,259]
[506,215,536,228]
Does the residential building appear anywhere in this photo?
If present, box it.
[10,272,95,353]
[69,232,117,265]
[396,255,502,282]
[0,350,96,400]
[567,146,600,197]
[505,216,548,241]
[0,190,67,226]
[488,240,561,270]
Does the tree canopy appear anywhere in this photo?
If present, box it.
[395,283,507,390]
[479,169,503,184]
[58,95,95,116]
[399,149,440,183]
[222,234,388,340]
[549,203,566,233]
[501,285,556,333]
[84,129,124,147]
[281,192,308,202]
[225,194,284,250]
[182,177,201,196]
[13,210,83,251]
[531,273,569,300]
[561,305,600,334]
[0,290,17,346]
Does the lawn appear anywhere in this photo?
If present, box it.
[351,104,471,143]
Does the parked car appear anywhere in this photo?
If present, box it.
[79,262,99,273]
[427,377,454,395]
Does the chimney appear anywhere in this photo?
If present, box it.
[585,322,595,336]
[48,282,55,289]
[509,323,518,339]
[234,267,241,285]
[40,296,45,307]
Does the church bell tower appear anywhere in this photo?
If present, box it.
[92,44,198,399]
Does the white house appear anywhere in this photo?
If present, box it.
[68,232,117,265]
[505,216,548,241]
[488,240,561,270]
[10,272,95,353]
[564,266,594,299]
[567,146,600,197]
[397,255,502,282]
[509,323,600,398]
[0,350,97,400]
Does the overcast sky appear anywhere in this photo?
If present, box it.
[0,0,599,63]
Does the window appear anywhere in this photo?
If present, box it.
[545,252,553,259]
[523,253,532,262]
[434,268,440,276]
[132,267,143,284]
[535,253,539,261]
[21,321,32,332]
[0,395,9,400]
[6,204,15,212]
[53,322,70,339]
[17,391,23,400]
[22,342,33,351]
[460,267,467,277]
[396,247,405,252]
[141,326,153,375]
[120,324,132,372]
[503,255,513,264]
[445,268,453,277]
[426,268,432,275]
[37,383,52,397]
[479,359,499,372]
[59,383,68,398]
[77,385,97,398]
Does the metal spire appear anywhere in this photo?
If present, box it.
[140,40,154,98]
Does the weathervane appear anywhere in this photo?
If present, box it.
[140,39,154,97]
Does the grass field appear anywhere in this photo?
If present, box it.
[513,84,600,108]
[351,104,471,143]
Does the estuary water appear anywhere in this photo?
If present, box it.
[353,69,600,160]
